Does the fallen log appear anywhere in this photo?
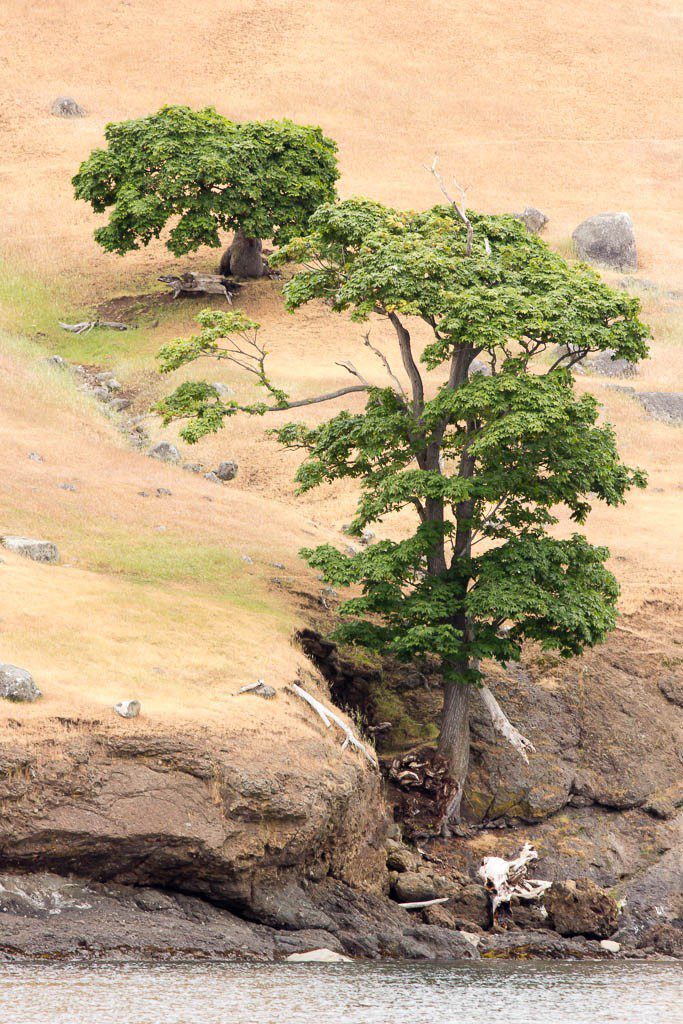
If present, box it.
[288,682,378,766]
[59,320,131,334]
[158,272,238,301]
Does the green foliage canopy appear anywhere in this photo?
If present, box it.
[156,199,649,695]
[72,106,339,256]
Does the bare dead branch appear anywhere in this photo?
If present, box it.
[479,685,535,762]
[426,155,474,256]
[363,331,408,398]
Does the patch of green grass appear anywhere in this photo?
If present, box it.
[0,260,176,369]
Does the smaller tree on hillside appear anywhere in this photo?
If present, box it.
[154,197,648,829]
[72,105,339,278]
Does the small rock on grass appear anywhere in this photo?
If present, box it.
[148,442,181,464]
[1,537,59,564]
[0,664,41,702]
[285,948,352,963]
[215,460,238,481]
[204,471,222,484]
[114,700,140,719]
[51,96,86,118]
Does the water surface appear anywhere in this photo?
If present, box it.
[0,960,680,1024]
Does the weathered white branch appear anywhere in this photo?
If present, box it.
[425,155,474,256]
[289,683,378,766]
[478,842,552,918]
[398,897,450,910]
[479,685,535,763]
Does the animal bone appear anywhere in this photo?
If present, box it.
[478,842,551,921]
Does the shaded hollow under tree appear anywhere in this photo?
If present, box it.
[154,185,649,829]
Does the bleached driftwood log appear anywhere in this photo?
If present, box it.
[478,842,551,923]
[59,320,130,334]
[397,897,450,910]
[158,272,236,301]
[289,682,378,766]
[479,685,535,763]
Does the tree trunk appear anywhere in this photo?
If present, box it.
[438,674,470,824]
[218,230,265,279]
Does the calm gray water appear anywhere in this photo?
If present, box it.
[0,960,681,1024]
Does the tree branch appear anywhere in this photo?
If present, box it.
[363,331,408,398]
[479,685,535,763]
[387,311,425,415]
[234,384,370,413]
[426,155,474,256]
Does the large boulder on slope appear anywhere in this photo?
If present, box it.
[0,537,59,563]
[545,878,619,939]
[572,212,637,271]
[0,665,41,703]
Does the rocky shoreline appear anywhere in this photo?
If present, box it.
[0,870,673,963]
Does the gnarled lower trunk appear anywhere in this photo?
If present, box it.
[437,674,470,827]
[219,230,265,279]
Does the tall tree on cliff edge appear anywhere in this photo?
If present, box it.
[155,195,649,828]
[72,106,339,278]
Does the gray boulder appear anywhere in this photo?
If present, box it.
[469,359,492,377]
[545,878,619,939]
[215,460,238,482]
[203,471,223,485]
[1,537,59,563]
[148,442,181,464]
[212,382,235,399]
[572,212,637,271]
[0,664,41,702]
[515,206,548,234]
[50,96,86,118]
[285,948,352,962]
[633,392,683,425]
[583,349,638,378]
[44,354,68,369]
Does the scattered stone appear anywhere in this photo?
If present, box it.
[114,700,141,719]
[0,664,42,703]
[156,488,172,497]
[345,544,359,556]
[96,371,114,384]
[50,96,86,118]
[148,442,181,464]
[212,382,235,399]
[27,452,44,462]
[515,206,548,234]
[109,398,132,412]
[582,348,638,378]
[92,387,110,402]
[242,555,254,564]
[469,359,492,377]
[285,948,352,962]
[182,463,204,474]
[599,939,621,954]
[106,378,122,392]
[632,392,683,425]
[1,537,59,564]
[359,529,375,546]
[138,491,150,498]
[215,460,238,482]
[393,872,441,904]
[572,212,637,271]
[235,680,276,700]
[385,842,418,873]
[58,483,77,492]
[44,354,68,369]
[545,878,618,939]
[203,472,222,485]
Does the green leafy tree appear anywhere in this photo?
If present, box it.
[155,195,649,824]
[72,105,339,278]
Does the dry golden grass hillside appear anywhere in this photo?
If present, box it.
[0,0,681,738]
